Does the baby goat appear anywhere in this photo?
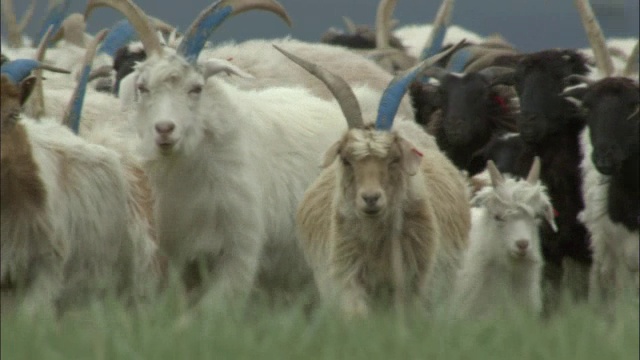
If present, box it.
[452,158,557,318]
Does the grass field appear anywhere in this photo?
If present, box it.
[2,286,638,360]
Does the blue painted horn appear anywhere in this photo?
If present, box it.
[177,0,292,64]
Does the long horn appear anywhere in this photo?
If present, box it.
[1,0,36,48]
[84,0,164,57]
[0,59,70,83]
[24,26,56,119]
[62,29,109,134]
[564,74,595,87]
[375,0,397,50]
[35,0,71,46]
[342,16,358,34]
[420,0,454,60]
[623,41,639,77]
[97,19,136,57]
[273,45,364,129]
[464,49,516,73]
[177,0,292,64]
[526,156,541,184]
[446,47,474,72]
[376,39,467,130]
[486,160,505,188]
[574,0,614,77]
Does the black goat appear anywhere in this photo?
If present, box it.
[410,66,519,174]
[112,43,147,96]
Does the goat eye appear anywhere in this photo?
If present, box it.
[137,84,149,93]
[390,157,401,165]
[189,85,202,95]
[341,157,351,167]
[494,214,505,222]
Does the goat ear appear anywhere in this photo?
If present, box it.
[19,76,37,106]
[202,59,255,80]
[397,137,423,176]
[544,205,558,232]
[322,140,342,168]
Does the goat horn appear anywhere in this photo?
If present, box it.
[376,38,467,130]
[149,16,177,36]
[63,29,109,134]
[342,16,358,34]
[273,45,364,129]
[464,49,516,73]
[0,0,24,48]
[574,0,614,77]
[375,0,397,50]
[486,160,505,187]
[178,0,292,64]
[97,19,136,57]
[36,0,71,46]
[623,40,639,77]
[24,26,57,119]
[564,74,595,87]
[17,0,37,34]
[420,0,454,60]
[88,65,114,82]
[526,156,541,184]
[446,47,474,73]
[84,0,164,57]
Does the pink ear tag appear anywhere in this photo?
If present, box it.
[412,148,423,157]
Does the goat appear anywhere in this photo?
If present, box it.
[0,0,36,48]
[453,158,556,318]
[286,43,470,317]
[84,0,375,309]
[563,76,639,312]
[1,51,157,316]
[411,65,519,174]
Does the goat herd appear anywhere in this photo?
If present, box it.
[0,0,638,324]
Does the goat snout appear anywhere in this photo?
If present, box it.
[155,121,175,135]
[362,193,381,207]
[359,191,384,215]
[515,240,529,251]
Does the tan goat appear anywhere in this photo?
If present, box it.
[277,44,471,317]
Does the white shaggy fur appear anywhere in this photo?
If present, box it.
[131,50,353,306]
[578,129,639,309]
[1,116,158,315]
[452,171,556,318]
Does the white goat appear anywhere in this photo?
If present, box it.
[85,0,365,308]
[452,158,557,318]
[283,44,470,317]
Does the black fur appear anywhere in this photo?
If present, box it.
[112,45,147,96]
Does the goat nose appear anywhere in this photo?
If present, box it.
[362,193,381,207]
[155,121,175,135]
[516,240,529,250]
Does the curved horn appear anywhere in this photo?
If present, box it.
[178,0,292,64]
[564,74,595,87]
[574,0,614,77]
[63,29,109,134]
[421,66,449,82]
[375,0,397,50]
[273,45,364,129]
[376,39,467,130]
[526,156,541,184]
[623,41,639,77]
[420,0,455,60]
[464,49,516,73]
[149,16,177,36]
[446,47,474,73]
[25,26,57,119]
[1,0,36,48]
[486,160,505,188]
[35,0,71,46]
[342,16,358,34]
[97,19,136,57]
[84,0,164,57]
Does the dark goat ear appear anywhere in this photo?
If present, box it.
[19,76,37,105]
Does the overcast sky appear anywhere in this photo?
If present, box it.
[3,0,639,52]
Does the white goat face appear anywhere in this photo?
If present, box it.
[323,128,423,218]
[491,210,543,262]
[133,54,205,158]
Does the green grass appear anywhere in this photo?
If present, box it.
[2,288,638,360]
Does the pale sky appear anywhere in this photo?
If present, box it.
[3,0,639,52]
